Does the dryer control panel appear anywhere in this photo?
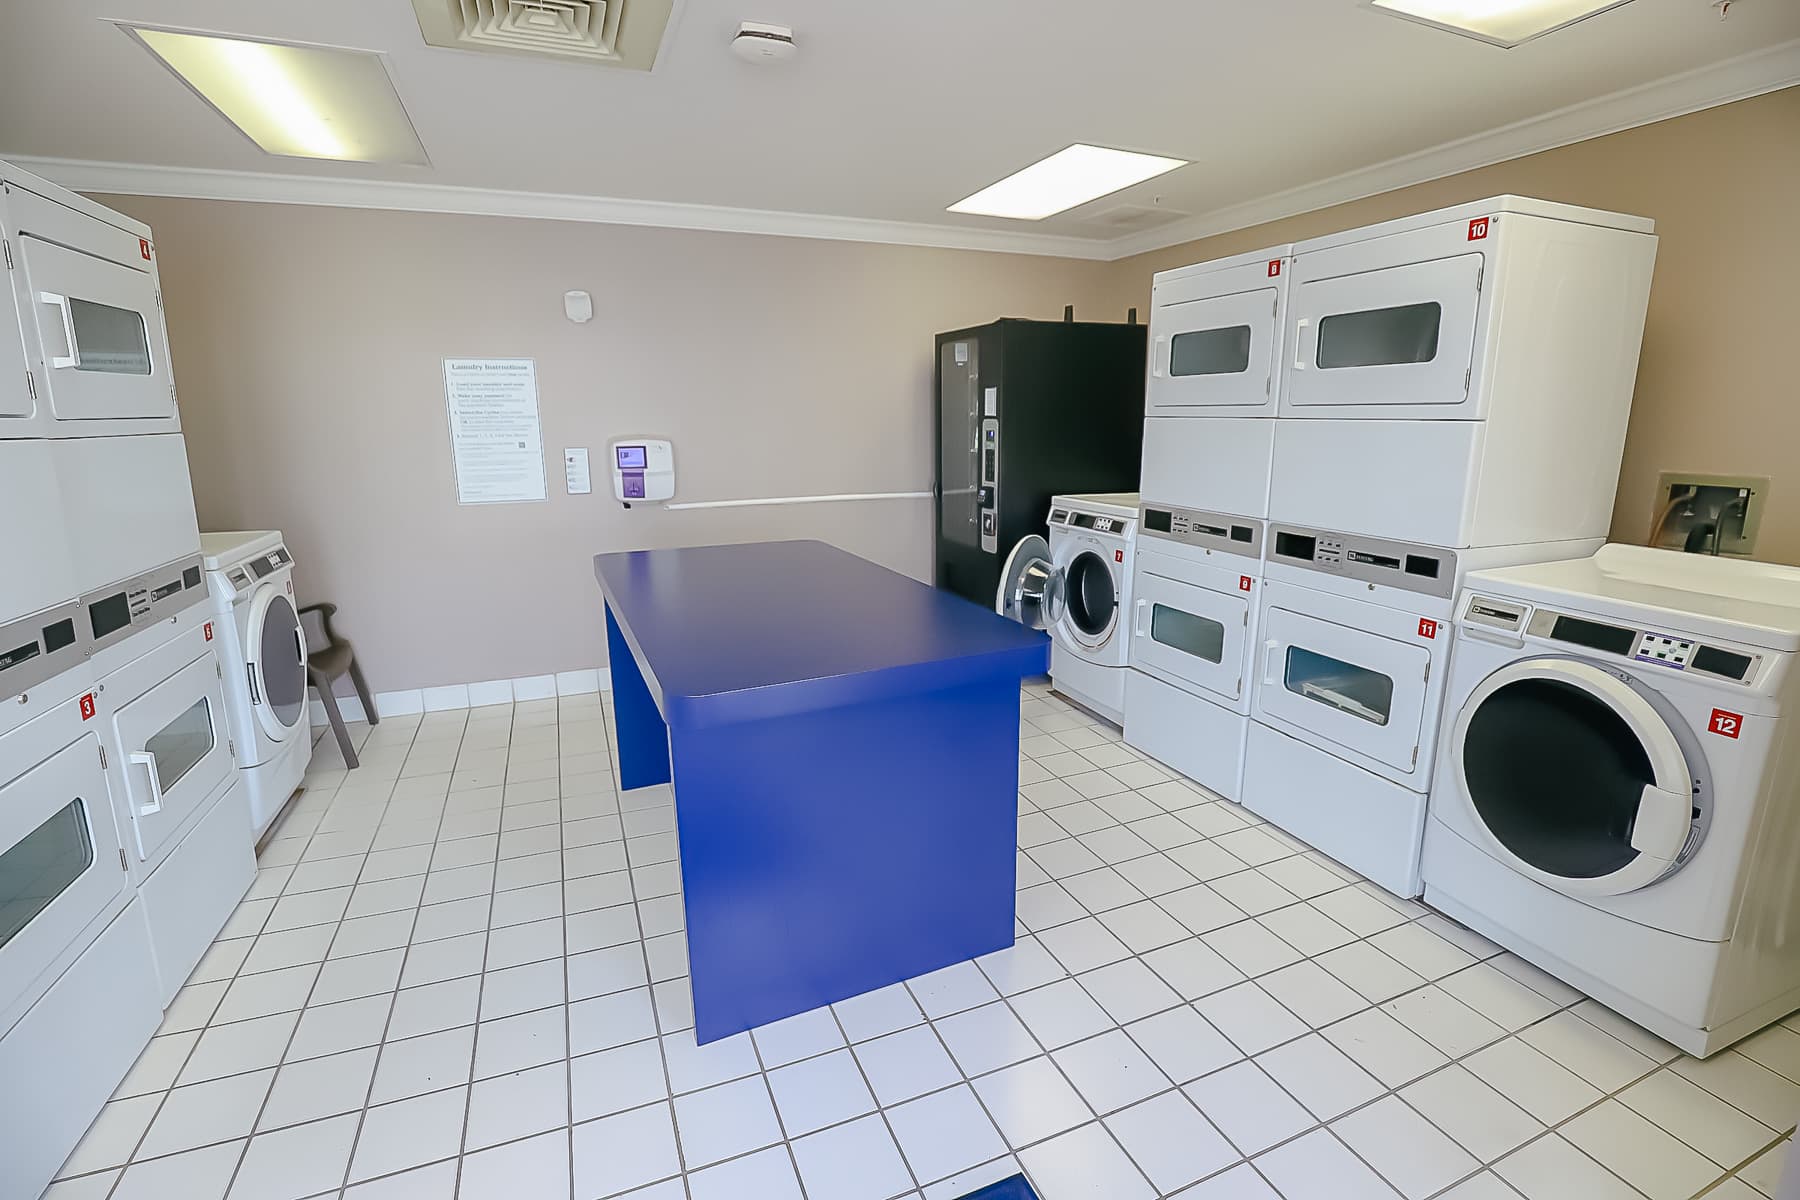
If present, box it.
[1140,503,1261,559]
[1269,523,1456,600]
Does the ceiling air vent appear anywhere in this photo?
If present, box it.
[411,0,676,71]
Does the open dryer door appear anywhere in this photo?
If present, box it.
[1452,658,1702,897]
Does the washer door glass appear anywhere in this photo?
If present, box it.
[1460,666,1693,891]
[256,593,308,733]
[1064,552,1117,640]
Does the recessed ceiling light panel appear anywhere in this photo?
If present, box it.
[949,145,1188,222]
[121,27,428,164]
[1365,0,1637,47]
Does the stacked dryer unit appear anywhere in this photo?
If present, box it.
[1240,196,1658,896]
[0,160,255,1199]
[1123,246,1290,801]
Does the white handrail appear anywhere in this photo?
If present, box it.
[663,491,931,511]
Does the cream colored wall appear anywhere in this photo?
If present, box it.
[1094,85,1800,565]
[103,195,1120,692]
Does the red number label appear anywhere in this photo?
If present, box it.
[1468,218,1490,241]
[1114,549,1124,563]
[139,238,152,260]
[1267,260,1282,277]
[80,693,97,721]
[1418,618,1439,639]
[1709,709,1743,739]
[1239,576,1253,593]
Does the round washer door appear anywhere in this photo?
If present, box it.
[1060,550,1119,649]
[1453,658,1698,897]
[247,585,307,744]
[998,535,1063,630]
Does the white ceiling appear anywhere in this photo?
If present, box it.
[2,0,1796,258]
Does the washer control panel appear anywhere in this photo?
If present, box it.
[1635,632,1696,669]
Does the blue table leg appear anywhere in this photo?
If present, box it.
[671,675,1021,1042]
[606,603,671,791]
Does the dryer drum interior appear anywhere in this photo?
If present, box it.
[1462,677,1659,880]
[1064,551,1116,637]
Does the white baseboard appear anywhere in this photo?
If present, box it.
[309,667,613,727]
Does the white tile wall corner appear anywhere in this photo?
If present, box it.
[308,669,611,728]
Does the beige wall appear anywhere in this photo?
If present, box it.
[1094,85,1800,564]
[104,195,1119,692]
[101,85,1799,693]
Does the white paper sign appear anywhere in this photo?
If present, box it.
[444,358,547,505]
[564,447,592,495]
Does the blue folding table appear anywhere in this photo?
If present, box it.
[594,540,1049,1043]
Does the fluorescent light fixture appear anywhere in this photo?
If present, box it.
[949,145,1187,221]
[123,27,428,164]
[1366,0,1637,47]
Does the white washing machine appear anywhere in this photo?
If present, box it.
[1242,524,1597,898]
[1422,545,1800,1057]
[998,494,1139,724]
[203,531,312,840]
[1123,503,1265,801]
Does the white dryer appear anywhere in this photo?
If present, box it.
[1243,524,1597,897]
[203,531,312,839]
[999,494,1139,724]
[1142,245,1290,521]
[1422,545,1800,1057]
[1124,504,1265,801]
[0,624,162,1200]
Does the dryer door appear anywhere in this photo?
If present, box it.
[1131,568,1249,703]
[997,535,1063,631]
[1452,658,1699,897]
[113,649,234,868]
[246,586,308,745]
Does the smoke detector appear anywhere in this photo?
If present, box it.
[732,22,796,63]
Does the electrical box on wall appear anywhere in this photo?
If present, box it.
[611,439,674,504]
[1651,472,1769,556]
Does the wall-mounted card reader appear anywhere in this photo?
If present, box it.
[610,439,674,505]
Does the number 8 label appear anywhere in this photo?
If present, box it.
[1709,709,1743,739]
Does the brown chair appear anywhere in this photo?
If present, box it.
[298,603,377,769]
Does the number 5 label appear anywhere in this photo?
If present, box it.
[1709,708,1743,739]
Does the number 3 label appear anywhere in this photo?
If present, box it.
[1709,709,1743,739]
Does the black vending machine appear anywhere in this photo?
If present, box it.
[934,317,1147,608]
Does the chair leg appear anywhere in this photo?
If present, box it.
[348,656,379,726]
[314,677,360,770]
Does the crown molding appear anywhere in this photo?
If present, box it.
[5,155,1119,261]
[9,40,1795,264]
[1103,38,1800,261]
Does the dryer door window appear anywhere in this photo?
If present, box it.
[250,590,308,740]
[1063,552,1118,646]
[1454,659,1697,896]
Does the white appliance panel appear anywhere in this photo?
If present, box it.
[1150,284,1281,415]
[1131,566,1250,705]
[1125,669,1249,802]
[51,433,201,594]
[0,441,76,624]
[1269,419,1482,547]
[1141,416,1273,519]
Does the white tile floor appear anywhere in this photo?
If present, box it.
[44,683,1798,1200]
